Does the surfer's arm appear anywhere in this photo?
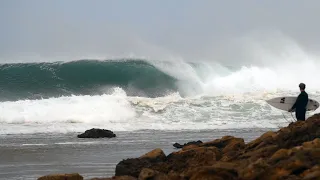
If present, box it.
[289,94,302,111]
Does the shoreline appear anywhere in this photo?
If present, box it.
[0,128,272,180]
[33,113,320,180]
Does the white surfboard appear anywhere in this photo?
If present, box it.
[266,96,319,111]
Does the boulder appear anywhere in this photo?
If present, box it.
[300,165,320,180]
[114,115,320,179]
[77,128,116,138]
[115,148,167,177]
[189,166,238,180]
[139,148,166,161]
[238,158,270,179]
[200,136,241,149]
[302,138,320,149]
[165,146,221,174]
[173,140,202,149]
[115,158,152,177]
[245,131,277,151]
[184,161,239,179]
[182,144,200,151]
[269,149,292,164]
[221,137,245,154]
[274,116,320,149]
[90,176,136,180]
[38,173,83,180]
[38,113,320,180]
[138,168,169,180]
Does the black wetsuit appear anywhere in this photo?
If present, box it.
[291,91,308,121]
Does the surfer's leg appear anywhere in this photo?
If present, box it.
[295,111,299,120]
[301,110,306,121]
[296,110,306,121]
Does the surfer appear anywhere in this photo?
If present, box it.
[288,83,308,121]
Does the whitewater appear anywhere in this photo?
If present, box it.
[1,57,320,135]
[2,55,320,179]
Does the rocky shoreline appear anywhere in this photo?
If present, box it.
[38,114,320,180]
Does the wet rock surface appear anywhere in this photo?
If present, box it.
[37,173,83,180]
[39,114,320,180]
[77,128,116,138]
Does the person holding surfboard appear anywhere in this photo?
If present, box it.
[288,83,308,121]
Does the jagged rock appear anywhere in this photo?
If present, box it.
[240,145,279,162]
[189,166,238,180]
[221,137,245,154]
[115,149,167,177]
[38,113,320,180]
[37,173,83,180]
[301,165,320,180]
[138,168,169,180]
[274,117,320,149]
[182,144,200,151]
[90,176,137,180]
[302,138,320,149]
[249,145,320,180]
[165,146,221,174]
[238,158,270,179]
[139,148,166,161]
[181,161,239,179]
[200,136,240,148]
[116,158,152,177]
[269,148,292,164]
[77,128,116,138]
[114,115,320,179]
[245,131,277,151]
[173,140,202,149]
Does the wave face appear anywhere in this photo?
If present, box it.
[2,57,320,102]
[0,60,178,101]
[1,57,320,135]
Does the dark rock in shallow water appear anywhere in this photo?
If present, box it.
[113,114,320,179]
[37,173,83,180]
[90,176,136,180]
[173,140,203,148]
[38,114,320,180]
[77,128,116,138]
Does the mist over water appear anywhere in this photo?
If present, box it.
[150,32,320,95]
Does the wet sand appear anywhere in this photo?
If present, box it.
[0,128,274,180]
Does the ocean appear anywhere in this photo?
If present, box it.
[1,58,320,179]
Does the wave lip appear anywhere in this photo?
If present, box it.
[2,56,320,102]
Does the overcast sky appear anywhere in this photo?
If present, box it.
[1,0,320,64]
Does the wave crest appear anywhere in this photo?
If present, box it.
[0,59,178,101]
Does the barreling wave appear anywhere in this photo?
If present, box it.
[0,59,179,101]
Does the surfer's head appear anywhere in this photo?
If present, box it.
[299,83,306,91]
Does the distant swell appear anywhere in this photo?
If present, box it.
[0,59,178,101]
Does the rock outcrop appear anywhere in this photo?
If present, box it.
[37,173,83,180]
[39,113,320,180]
[77,128,116,138]
[173,140,203,149]
[90,176,137,180]
[113,114,320,180]
[115,148,167,177]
